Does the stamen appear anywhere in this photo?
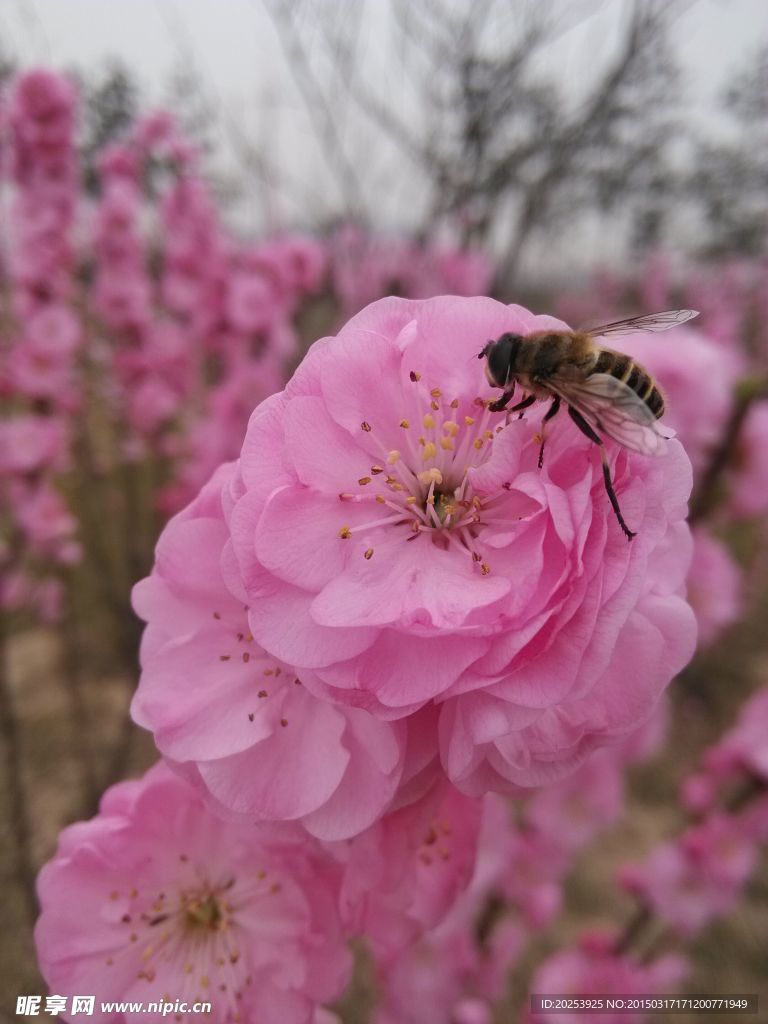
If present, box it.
[409,371,421,382]
[361,421,372,432]
[399,419,410,429]
[423,414,435,428]
[422,442,437,461]
[387,450,401,464]
[338,526,351,539]
[364,548,374,560]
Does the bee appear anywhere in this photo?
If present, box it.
[478,309,700,540]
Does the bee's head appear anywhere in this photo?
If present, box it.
[480,333,522,388]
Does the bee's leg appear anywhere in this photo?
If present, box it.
[567,406,636,541]
[489,392,535,415]
[537,397,561,468]
[488,388,515,413]
[510,393,536,420]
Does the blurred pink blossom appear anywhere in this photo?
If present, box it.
[686,528,742,647]
[527,930,687,1024]
[618,813,757,936]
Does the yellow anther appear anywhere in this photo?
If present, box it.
[430,388,442,398]
[426,494,435,505]
[480,563,491,576]
[440,437,454,451]
[376,494,386,504]
[339,526,351,539]
[450,399,459,409]
[464,415,475,425]
[371,466,384,474]
[387,450,401,464]
[474,438,484,449]
[418,468,443,485]
[409,370,421,382]
[422,442,437,460]
[364,548,374,560]
[406,495,418,504]
[399,419,410,429]
[431,399,440,410]
[484,430,493,439]
[444,421,460,437]
[358,476,372,486]
[361,421,372,432]
[423,414,435,428]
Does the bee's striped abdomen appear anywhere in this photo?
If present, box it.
[593,349,665,419]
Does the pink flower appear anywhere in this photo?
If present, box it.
[618,814,757,936]
[335,782,482,962]
[729,401,768,518]
[0,415,68,475]
[35,763,351,1024]
[226,268,280,334]
[226,296,696,794]
[524,746,626,854]
[686,528,742,647]
[132,463,417,840]
[527,931,687,1024]
[703,685,768,785]
[9,69,77,180]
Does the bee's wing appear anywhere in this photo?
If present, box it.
[582,309,699,340]
[548,371,668,456]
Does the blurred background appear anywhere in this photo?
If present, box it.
[1,1,767,1021]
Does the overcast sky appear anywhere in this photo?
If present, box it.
[2,0,766,272]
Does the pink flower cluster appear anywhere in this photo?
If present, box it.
[120,292,696,1017]
[372,718,664,1024]
[1,70,82,621]
[618,686,768,938]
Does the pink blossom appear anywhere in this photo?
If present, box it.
[132,463,417,840]
[728,401,768,518]
[0,570,63,622]
[618,813,757,936]
[0,415,68,475]
[12,479,80,562]
[35,763,351,1024]
[335,782,482,962]
[8,69,77,181]
[527,931,687,1024]
[225,267,281,334]
[686,528,742,647]
[524,746,626,854]
[703,685,768,785]
[226,296,696,794]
